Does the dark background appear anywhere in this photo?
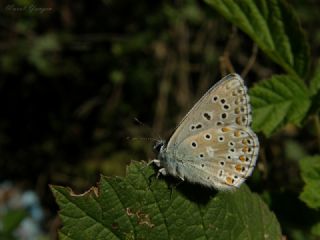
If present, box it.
[0,0,319,239]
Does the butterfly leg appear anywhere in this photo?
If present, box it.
[178,175,184,181]
[148,159,161,167]
[157,168,167,178]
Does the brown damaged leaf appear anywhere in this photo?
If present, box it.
[69,186,99,197]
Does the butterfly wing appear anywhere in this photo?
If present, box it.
[171,125,259,190]
[167,73,252,146]
[165,73,259,190]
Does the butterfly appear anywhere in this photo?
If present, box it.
[151,73,259,190]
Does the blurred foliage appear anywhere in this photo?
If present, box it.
[300,156,320,209]
[0,0,320,239]
[0,209,27,239]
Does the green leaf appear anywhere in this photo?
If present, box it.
[250,74,311,136]
[299,156,320,209]
[204,0,310,78]
[309,60,320,96]
[51,162,281,240]
[28,33,60,75]
[311,222,320,237]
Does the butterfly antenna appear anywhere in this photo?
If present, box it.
[133,117,162,141]
[126,136,159,142]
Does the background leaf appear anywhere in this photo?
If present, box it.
[205,0,310,78]
[250,74,311,136]
[309,60,320,97]
[299,155,320,209]
[51,162,281,240]
[311,222,320,237]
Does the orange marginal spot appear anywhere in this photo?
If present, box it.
[242,146,249,153]
[234,130,241,137]
[222,127,231,132]
[239,155,246,162]
[235,164,242,172]
[226,176,233,185]
[242,139,248,144]
[234,108,240,114]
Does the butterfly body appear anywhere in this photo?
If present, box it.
[153,73,259,191]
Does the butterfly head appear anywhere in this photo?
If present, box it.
[153,139,166,154]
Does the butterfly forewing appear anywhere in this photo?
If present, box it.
[167,73,252,147]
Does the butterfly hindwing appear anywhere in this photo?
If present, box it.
[174,125,259,190]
